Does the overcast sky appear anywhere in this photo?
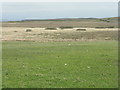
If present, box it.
[2,2,118,21]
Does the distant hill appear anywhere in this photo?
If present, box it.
[2,17,118,28]
[20,17,117,22]
[21,18,98,21]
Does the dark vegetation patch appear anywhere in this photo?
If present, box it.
[26,29,32,32]
[59,26,73,29]
[14,31,18,32]
[45,28,57,30]
[76,28,86,31]
[95,26,115,29]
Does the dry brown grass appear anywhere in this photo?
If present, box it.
[2,27,118,42]
[2,18,117,28]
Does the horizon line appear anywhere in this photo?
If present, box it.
[1,16,118,22]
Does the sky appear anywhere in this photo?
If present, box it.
[1,2,118,21]
[0,0,119,2]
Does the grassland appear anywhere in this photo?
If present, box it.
[2,17,118,28]
[2,40,118,88]
[1,17,118,88]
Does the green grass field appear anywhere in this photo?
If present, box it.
[2,40,118,88]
